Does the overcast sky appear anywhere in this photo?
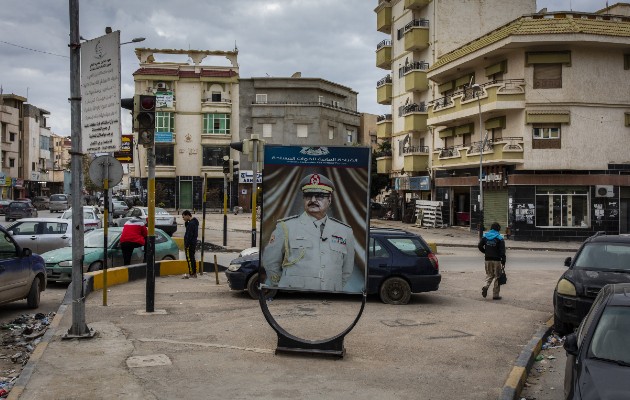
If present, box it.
[0,0,607,137]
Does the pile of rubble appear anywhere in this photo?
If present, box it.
[0,313,54,397]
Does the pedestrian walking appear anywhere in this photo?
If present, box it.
[478,222,506,300]
[119,218,147,266]
[182,210,199,279]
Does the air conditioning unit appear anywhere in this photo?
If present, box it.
[595,185,614,198]
[156,82,168,91]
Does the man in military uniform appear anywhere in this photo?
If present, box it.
[262,173,355,292]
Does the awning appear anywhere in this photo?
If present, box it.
[484,116,506,130]
[439,128,454,138]
[526,51,571,66]
[485,60,507,77]
[526,110,570,124]
[455,123,474,136]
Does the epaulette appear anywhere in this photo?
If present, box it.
[278,215,299,222]
[329,217,350,228]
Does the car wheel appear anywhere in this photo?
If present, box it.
[27,276,41,309]
[379,277,412,305]
[161,255,175,261]
[88,261,103,272]
[246,273,277,300]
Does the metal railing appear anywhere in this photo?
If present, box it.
[401,61,429,74]
[399,102,427,117]
[375,150,392,158]
[403,19,430,33]
[436,147,461,158]
[377,39,392,50]
[377,114,392,122]
[431,96,453,110]
[430,79,525,109]
[252,100,360,116]
[403,145,430,154]
[376,75,392,87]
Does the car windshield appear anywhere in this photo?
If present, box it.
[84,229,119,248]
[588,306,630,365]
[386,237,428,256]
[62,210,97,220]
[574,243,630,271]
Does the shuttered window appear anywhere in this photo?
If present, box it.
[533,64,562,89]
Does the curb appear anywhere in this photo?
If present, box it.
[499,317,554,400]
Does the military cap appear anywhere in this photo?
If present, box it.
[300,173,335,193]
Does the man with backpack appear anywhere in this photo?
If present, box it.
[478,222,506,300]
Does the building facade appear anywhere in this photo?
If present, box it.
[237,76,361,209]
[374,0,536,212]
[426,6,630,241]
[130,48,240,210]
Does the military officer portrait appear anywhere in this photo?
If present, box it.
[262,173,355,292]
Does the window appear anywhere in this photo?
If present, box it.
[535,187,589,228]
[346,130,354,143]
[332,100,340,108]
[328,127,334,140]
[40,135,50,150]
[256,94,267,104]
[156,112,175,133]
[203,114,230,135]
[319,96,324,103]
[533,64,562,89]
[443,137,453,148]
[155,144,174,166]
[32,162,36,170]
[262,124,272,138]
[9,158,15,168]
[533,125,560,139]
[202,146,229,166]
[490,127,503,141]
[211,92,222,102]
[297,125,308,138]
[10,132,15,142]
[369,237,390,258]
[462,134,471,147]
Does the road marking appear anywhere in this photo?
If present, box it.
[137,338,274,354]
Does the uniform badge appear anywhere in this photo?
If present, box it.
[269,233,275,245]
[331,235,346,245]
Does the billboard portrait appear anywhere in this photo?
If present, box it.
[260,145,370,294]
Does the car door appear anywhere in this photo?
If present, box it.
[39,221,71,253]
[367,236,392,293]
[8,221,41,254]
[0,232,29,302]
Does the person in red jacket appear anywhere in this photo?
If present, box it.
[120,218,148,266]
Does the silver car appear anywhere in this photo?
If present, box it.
[49,194,69,213]
[6,218,72,254]
[60,206,103,231]
[115,206,177,236]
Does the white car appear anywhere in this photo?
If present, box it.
[6,217,73,254]
[60,206,103,231]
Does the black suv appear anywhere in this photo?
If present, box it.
[5,200,38,222]
[225,228,441,304]
[553,232,630,335]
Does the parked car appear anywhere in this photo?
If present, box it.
[225,228,441,303]
[110,200,129,218]
[32,196,50,210]
[5,218,72,254]
[0,225,46,308]
[60,206,102,231]
[114,207,177,236]
[0,200,12,215]
[553,232,630,335]
[41,227,179,283]
[563,283,630,400]
[49,194,70,213]
[5,200,38,222]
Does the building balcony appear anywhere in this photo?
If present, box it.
[399,103,428,132]
[403,20,430,52]
[376,75,392,105]
[403,146,430,172]
[428,79,525,126]
[376,4,392,34]
[376,155,392,174]
[155,165,176,178]
[432,137,524,169]
[402,62,429,92]
[376,114,392,139]
[404,0,432,9]
[376,40,392,70]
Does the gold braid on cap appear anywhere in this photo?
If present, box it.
[301,174,334,193]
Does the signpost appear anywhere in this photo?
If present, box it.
[114,134,134,163]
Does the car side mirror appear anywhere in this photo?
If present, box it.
[564,257,572,267]
[21,248,32,257]
[564,332,579,356]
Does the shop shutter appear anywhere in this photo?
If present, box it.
[483,189,508,234]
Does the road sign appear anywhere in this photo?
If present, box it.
[89,155,123,189]
[114,134,134,163]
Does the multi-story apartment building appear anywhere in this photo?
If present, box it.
[238,76,361,209]
[426,5,630,241]
[0,94,24,199]
[374,0,536,208]
[130,48,239,210]
[51,134,70,194]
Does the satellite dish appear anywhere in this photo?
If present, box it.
[291,72,302,78]
[88,155,123,189]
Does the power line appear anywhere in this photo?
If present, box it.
[0,40,68,58]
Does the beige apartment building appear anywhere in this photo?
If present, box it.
[426,5,630,241]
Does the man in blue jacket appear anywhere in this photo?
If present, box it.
[478,222,506,300]
[182,210,199,278]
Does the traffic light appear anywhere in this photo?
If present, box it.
[229,160,239,181]
[136,95,156,147]
[230,140,250,156]
[222,156,230,174]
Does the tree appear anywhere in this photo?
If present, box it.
[371,140,391,199]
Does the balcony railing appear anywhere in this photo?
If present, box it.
[377,114,392,123]
[252,100,360,116]
[436,147,461,158]
[401,61,429,75]
[399,102,427,117]
[403,19,430,33]
[375,150,392,158]
[466,138,495,155]
[432,96,453,110]
[403,145,430,154]
[376,39,392,50]
[377,75,392,87]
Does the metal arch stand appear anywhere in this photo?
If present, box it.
[259,290,366,358]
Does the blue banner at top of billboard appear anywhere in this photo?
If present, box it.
[265,145,370,168]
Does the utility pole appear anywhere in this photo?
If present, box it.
[251,134,259,248]
[65,0,93,338]
[146,144,156,312]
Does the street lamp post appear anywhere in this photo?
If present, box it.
[473,84,487,239]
